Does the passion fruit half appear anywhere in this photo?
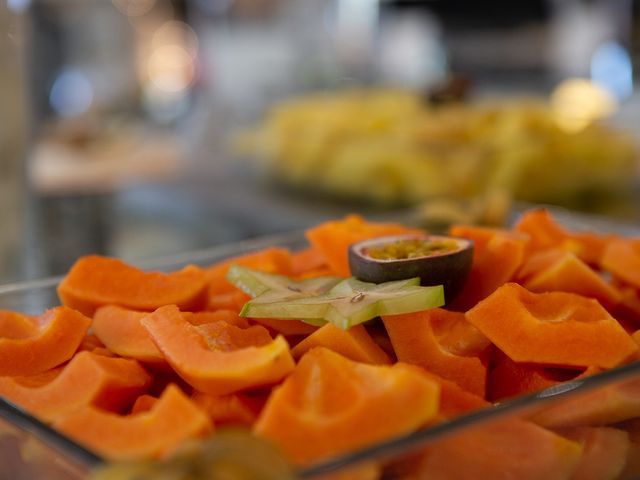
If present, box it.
[348,234,473,303]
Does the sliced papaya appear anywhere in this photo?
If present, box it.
[206,290,250,312]
[78,333,108,354]
[130,394,158,414]
[291,247,328,277]
[514,208,612,265]
[448,225,527,310]
[522,251,620,310]
[290,323,391,365]
[0,351,151,422]
[383,308,490,397]
[614,286,640,327]
[0,311,38,339]
[58,255,207,316]
[488,350,601,402]
[305,214,424,277]
[420,370,489,419]
[141,305,295,395]
[253,347,440,465]
[555,426,629,480]
[408,418,582,480]
[0,306,91,376]
[204,247,293,301]
[54,384,211,461]
[249,317,319,336]
[600,238,640,290]
[191,391,265,427]
[465,283,638,369]
[530,376,640,428]
[92,305,165,365]
[195,321,273,352]
[184,310,250,329]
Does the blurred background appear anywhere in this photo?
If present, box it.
[0,0,639,284]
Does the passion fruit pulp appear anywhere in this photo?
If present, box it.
[348,234,473,303]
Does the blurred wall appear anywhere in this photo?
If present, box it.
[0,6,27,282]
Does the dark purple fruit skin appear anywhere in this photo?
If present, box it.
[348,238,473,304]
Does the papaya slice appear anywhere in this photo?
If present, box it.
[0,311,38,339]
[600,238,640,290]
[195,321,273,352]
[291,247,327,277]
[522,251,621,310]
[78,333,109,354]
[141,305,295,396]
[465,283,638,369]
[448,225,527,310]
[249,317,319,336]
[184,310,250,329]
[253,347,440,465]
[0,351,151,422]
[204,247,293,299]
[530,376,640,428]
[54,384,211,461]
[305,214,424,277]
[130,394,158,414]
[0,306,91,376]
[408,418,582,480]
[383,308,490,397]
[58,255,207,316]
[290,323,391,365]
[614,286,640,327]
[555,426,629,480]
[206,290,251,312]
[92,305,165,365]
[420,370,489,419]
[191,391,265,427]
[514,208,612,265]
[488,351,601,402]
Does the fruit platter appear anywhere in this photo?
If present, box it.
[2,208,640,479]
[238,89,638,210]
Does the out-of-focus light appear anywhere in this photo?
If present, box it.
[591,41,633,102]
[152,21,199,59]
[112,0,156,17]
[194,0,233,15]
[147,44,195,93]
[551,78,616,133]
[49,68,94,118]
[7,0,31,13]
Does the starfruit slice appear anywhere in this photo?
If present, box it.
[227,266,444,330]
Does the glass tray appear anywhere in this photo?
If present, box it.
[2,214,640,479]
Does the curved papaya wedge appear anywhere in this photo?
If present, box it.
[0,311,38,339]
[601,238,640,290]
[54,384,211,461]
[93,305,165,365]
[448,225,527,310]
[0,306,91,376]
[0,351,151,422]
[409,418,582,480]
[253,347,440,465]
[522,251,620,310]
[291,323,391,365]
[383,308,490,397]
[58,255,207,316]
[514,208,613,265]
[141,305,295,396]
[466,283,638,369]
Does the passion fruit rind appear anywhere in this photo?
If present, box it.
[348,234,473,302]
